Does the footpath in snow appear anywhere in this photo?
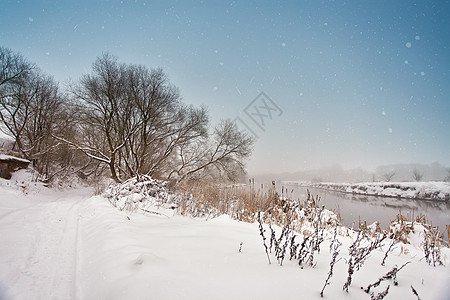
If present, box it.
[0,173,92,300]
[1,171,449,300]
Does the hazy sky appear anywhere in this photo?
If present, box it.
[1,1,449,175]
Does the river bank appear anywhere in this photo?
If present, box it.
[284,181,450,202]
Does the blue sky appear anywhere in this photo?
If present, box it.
[1,0,449,175]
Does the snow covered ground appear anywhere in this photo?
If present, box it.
[0,172,91,299]
[286,181,450,201]
[1,171,450,299]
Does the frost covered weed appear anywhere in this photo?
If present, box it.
[343,231,386,292]
[363,261,410,293]
[289,234,299,260]
[370,285,390,300]
[257,201,326,268]
[411,285,421,300]
[446,225,450,244]
[329,227,339,253]
[423,227,444,266]
[388,212,415,244]
[301,206,325,266]
[257,212,271,264]
[320,238,342,297]
[381,239,398,266]
[297,235,311,266]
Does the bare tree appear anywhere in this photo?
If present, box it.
[412,168,423,182]
[0,47,34,88]
[382,170,396,182]
[371,173,377,182]
[0,47,35,147]
[119,65,208,178]
[0,71,39,154]
[1,50,254,184]
[68,54,210,182]
[67,54,254,183]
[0,47,77,179]
[69,53,137,182]
[0,73,68,175]
[173,119,254,183]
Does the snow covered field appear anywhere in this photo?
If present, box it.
[286,181,450,201]
[1,171,449,300]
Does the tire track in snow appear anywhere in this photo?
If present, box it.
[40,200,80,299]
[1,191,90,300]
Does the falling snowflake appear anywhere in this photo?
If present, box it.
[382,110,386,116]
[388,128,393,134]
[28,17,34,22]
[404,60,408,64]
[420,72,425,76]
[405,42,412,48]
[415,35,420,40]
[281,42,286,47]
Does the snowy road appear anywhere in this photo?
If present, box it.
[0,186,92,300]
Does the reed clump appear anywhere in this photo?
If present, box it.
[176,179,279,221]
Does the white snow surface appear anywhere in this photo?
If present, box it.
[1,171,450,300]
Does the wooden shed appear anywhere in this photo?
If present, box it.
[0,154,30,179]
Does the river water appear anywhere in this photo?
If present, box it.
[278,184,450,231]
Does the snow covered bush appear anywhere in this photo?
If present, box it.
[103,175,178,212]
[387,211,448,256]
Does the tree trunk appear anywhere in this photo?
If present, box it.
[109,154,120,183]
